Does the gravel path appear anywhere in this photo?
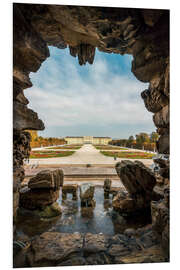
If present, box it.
[29,144,154,166]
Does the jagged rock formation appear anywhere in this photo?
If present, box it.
[115,160,169,257]
[69,44,95,65]
[13,130,31,220]
[114,160,158,214]
[151,185,169,259]
[116,161,156,195]
[154,157,170,179]
[13,4,170,261]
[151,157,169,259]
[13,101,45,130]
[19,169,63,217]
[28,169,64,190]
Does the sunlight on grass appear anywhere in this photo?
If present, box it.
[30,150,75,159]
[101,151,155,159]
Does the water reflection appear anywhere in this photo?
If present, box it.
[16,186,150,238]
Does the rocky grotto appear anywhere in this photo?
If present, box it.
[13,4,169,268]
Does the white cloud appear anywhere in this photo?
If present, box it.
[25,49,153,131]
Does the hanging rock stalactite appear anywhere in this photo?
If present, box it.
[69,44,96,65]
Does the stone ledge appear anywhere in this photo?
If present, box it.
[24,230,166,267]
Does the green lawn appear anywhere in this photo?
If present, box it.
[95,145,127,150]
[101,151,155,159]
[30,150,75,159]
[48,145,82,150]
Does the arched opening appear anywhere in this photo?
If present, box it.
[13,4,169,267]
[26,46,154,137]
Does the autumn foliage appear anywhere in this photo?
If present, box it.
[27,130,67,148]
[109,132,159,152]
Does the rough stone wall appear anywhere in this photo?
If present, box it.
[13,3,169,254]
[13,130,31,220]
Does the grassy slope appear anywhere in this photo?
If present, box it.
[101,151,155,159]
[30,151,75,159]
[95,145,127,150]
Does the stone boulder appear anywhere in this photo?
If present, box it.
[28,169,64,190]
[115,160,156,199]
[114,161,157,214]
[19,187,60,210]
[19,169,63,212]
[80,183,95,207]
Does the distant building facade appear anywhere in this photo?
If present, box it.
[65,136,111,145]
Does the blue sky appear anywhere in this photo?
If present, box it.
[25,46,155,139]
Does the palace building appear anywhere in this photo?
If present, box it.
[65,136,111,145]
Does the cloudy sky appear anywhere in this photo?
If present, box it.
[25,46,154,139]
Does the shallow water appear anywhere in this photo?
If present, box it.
[16,186,151,238]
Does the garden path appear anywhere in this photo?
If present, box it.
[29,144,153,166]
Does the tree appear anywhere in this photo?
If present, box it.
[150,132,159,143]
[128,135,134,142]
[136,133,150,144]
[126,136,134,147]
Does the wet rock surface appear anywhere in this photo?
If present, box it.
[16,186,150,237]
[15,227,166,267]
[14,184,168,267]
[27,232,83,267]
[114,160,157,214]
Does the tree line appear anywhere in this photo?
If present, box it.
[109,132,159,152]
[27,131,66,148]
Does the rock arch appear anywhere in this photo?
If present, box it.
[13,3,169,256]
